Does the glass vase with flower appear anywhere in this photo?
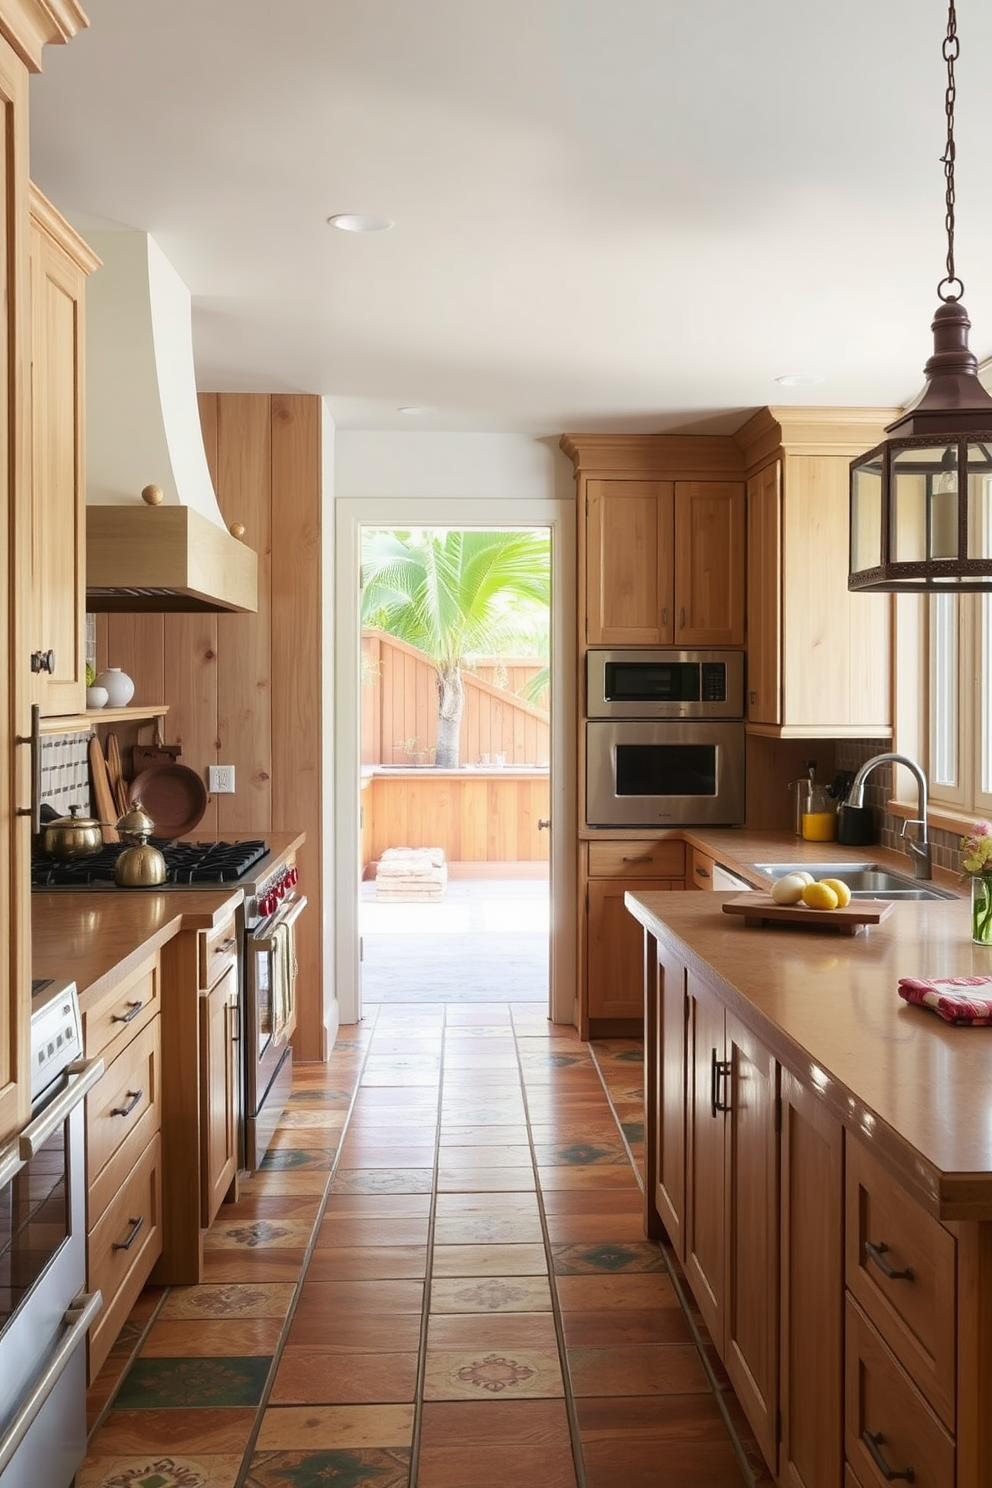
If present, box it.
[961,822,992,944]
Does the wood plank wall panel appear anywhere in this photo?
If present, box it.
[97,393,325,1061]
[215,395,272,837]
[270,394,322,1065]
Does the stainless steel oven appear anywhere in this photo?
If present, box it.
[585,648,745,828]
[243,868,307,1172]
[0,981,104,1488]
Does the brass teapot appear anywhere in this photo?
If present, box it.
[40,804,105,859]
[114,800,167,887]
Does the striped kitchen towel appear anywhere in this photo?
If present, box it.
[898,975,992,1025]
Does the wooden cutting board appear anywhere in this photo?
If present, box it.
[721,893,894,936]
[88,734,120,842]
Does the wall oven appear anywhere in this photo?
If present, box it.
[243,868,307,1172]
[0,981,103,1488]
[585,649,745,828]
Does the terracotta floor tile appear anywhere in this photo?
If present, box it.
[545,1211,649,1243]
[270,1350,418,1405]
[430,1275,552,1313]
[159,1283,296,1321]
[296,1277,425,1315]
[437,1168,536,1191]
[556,1273,681,1310]
[219,1194,321,1222]
[437,1146,534,1168]
[434,1191,539,1216]
[438,1124,530,1144]
[542,1190,646,1215]
[256,1402,415,1449]
[245,1445,410,1486]
[259,1146,338,1171]
[200,1249,307,1284]
[418,1397,571,1446]
[533,1141,631,1167]
[552,1240,667,1274]
[581,1437,747,1488]
[77,1452,243,1488]
[427,1312,558,1349]
[205,1218,316,1251]
[561,1308,692,1346]
[315,1215,431,1248]
[432,1243,548,1277]
[567,1343,710,1397]
[575,1391,735,1441]
[83,1406,256,1453]
[334,1146,437,1168]
[286,1310,422,1353]
[417,1443,579,1487]
[433,1214,543,1244]
[537,1164,643,1191]
[140,1318,284,1357]
[113,1355,272,1409]
[331,1167,434,1193]
[268,1127,345,1150]
[238,1171,330,1197]
[423,1347,564,1401]
[320,1192,432,1217]
[304,1245,428,1281]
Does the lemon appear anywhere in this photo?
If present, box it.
[771,872,808,905]
[819,877,851,908]
[801,881,839,911]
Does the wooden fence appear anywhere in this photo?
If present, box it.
[362,629,550,767]
[361,768,550,870]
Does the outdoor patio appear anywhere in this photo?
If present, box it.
[359,876,549,1003]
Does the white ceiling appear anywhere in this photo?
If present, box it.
[26,0,992,436]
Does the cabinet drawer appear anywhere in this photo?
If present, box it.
[846,1135,956,1427]
[87,1130,163,1383]
[845,1297,954,1488]
[86,1014,160,1218]
[588,840,685,879]
[845,1467,868,1488]
[688,847,714,889]
[199,911,239,991]
[82,953,161,1064]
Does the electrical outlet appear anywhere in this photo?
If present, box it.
[209,764,235,794]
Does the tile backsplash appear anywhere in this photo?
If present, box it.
[40,732,91,817]
[834,740,961,872]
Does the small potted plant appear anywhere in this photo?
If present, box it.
[961,821,992,944]
[85,661,108,709]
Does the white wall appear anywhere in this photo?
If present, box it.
[335,431,571,502]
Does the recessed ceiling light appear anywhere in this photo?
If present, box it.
[775,373,825,387]
[327,213,394,233]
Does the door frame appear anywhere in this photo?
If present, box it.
[334,496,576,1026]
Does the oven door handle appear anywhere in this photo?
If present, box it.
[250,892,308,951]
[0,1288,103,1478]
[18,1056,105,1160]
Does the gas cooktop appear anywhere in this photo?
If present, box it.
[31,839,270,889]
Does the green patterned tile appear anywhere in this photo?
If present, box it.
[620,1121,645,1144]
[259,1148,337,1172]
[533,1141,630,1166]
[113,1356,272,1410]
[552,1241,667,1274]
[246,1448,409,1486]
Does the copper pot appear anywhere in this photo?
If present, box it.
[40,805,104,859]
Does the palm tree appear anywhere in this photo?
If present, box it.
[361,528,550,768]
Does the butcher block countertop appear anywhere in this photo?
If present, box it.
[625,884,992,1221]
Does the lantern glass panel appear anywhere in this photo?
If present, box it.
[966,448,992,559]
[892,445,956,562]
[850,458,882,574]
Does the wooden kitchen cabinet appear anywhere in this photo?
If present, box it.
[200,958,240,1229]
[28,187,99,718]
[81,951,164,1382]
[649,939,687,1261]
[584,477,745,648]
[736,409,894,737]
[583,838,685,1032]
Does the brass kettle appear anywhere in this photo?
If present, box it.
[40,804,105,859]
[114,799,167,887]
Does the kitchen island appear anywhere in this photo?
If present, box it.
[625,886,991,1488]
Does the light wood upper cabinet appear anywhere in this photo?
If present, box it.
[28,186,99,716]
[737,409,896,738]
[584,477,744,647]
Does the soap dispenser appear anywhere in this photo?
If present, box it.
[801,762,837,842]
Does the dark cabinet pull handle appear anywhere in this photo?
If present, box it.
[695,865,710,879]
[217,937,238,953]
[30,648,56,674]
[623,854,653,864]
[112,1215,145,1252]
[862,1429,915,1482]
[111,1000,143,1025]
[865,1239,915,1282]
[710,1049,731,1116]
[110,1089,143,1118]
[679,607,686,629]
[661,607,668,627]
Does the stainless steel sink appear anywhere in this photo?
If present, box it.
[745,862,958,902]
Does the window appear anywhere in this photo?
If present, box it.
[928,590,992,819]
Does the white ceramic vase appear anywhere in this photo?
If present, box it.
[86,685,109,709]
[93,667,134,708]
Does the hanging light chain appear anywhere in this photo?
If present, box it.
[938,1,963,302]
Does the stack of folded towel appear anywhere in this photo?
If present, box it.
[898,975,992,1025]
[375,845,447,901]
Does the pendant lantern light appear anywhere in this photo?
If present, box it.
[849,2,992,593]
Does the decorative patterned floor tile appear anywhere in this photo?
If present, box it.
[245,1447,410,1488]
[259,1147,337,1172]
[159,1284,296,1321]
[429,1275,552,1312]
[423,1348,564,1400]
[552,1242,667,1274]
[76,1452,243,1487]
[204,1219,315,1251]
[331,1167,434,1194]
[433,1215,543,1245]
[113,1357,273,1410]
[533,1141,631,1166]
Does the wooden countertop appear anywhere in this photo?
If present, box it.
[625,885,992,1221]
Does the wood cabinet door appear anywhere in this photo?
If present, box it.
[779,1066,844,1488]
[585,479,674,645]
[674,481,745,646]
[745,462,782,725]
[199,962,239,1229]
[0,34,32,1148]
[684,970,727,1348]
[653,941,687,1261]
[586,877,674,1022]
[725,1011,780,1473]
[28,192,95,716]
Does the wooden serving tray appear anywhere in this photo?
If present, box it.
[721,893,895,936]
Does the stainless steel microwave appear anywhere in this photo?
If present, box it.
[585,719,746,827]
[586,648,744,720]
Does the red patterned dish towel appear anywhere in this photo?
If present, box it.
[898,975,992,1025]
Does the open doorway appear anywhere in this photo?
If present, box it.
[358,525,551,1006]
[334,496,577,1029]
